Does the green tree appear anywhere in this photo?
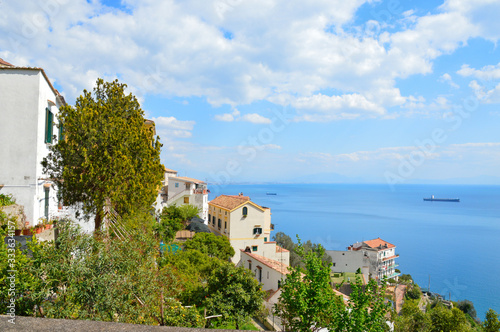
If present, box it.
[456,299,477,321]
[406,283,422,300]
[202,262,265,329]
[394,300,431,332]
[429,305,470,332]
[42,79,164,231]
[154,205,184,243]
[183,232,235,261]
[484,309,500,332]
[178,204,201,221]
[275,238,343,332]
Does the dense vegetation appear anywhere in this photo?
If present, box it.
[1,209,264,329]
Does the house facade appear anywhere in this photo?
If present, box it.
[327,237,400,281]
[239,250,290,291]
[156,168,209,222]
[208,194,289,265]
[0,59,66,227]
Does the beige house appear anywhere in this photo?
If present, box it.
[156,167,209,222]
[208,194,289,265]
[239,250,290,291]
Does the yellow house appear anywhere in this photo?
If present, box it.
[208,194,274,263]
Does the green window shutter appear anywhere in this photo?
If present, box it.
[45,108,53,143]
[44,187,50,218]
[58,122,64,142]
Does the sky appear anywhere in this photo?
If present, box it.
[1,0,500,185]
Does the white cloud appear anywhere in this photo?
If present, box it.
[457,63,500,80]
[151,116,195,139]
[240,113,272,124]
[1,0,499,122]
[440,73,459,89]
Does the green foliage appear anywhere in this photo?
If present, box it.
[273,231,332,268]
[484,309,500,332]
[337,277,391,332]
[398,273,413,284]
[406,283,422,300]
[429,305,470,332]
[275,238,342,331]
[394,301,431,332]
[178,204,201,221]
[456,299,477,321]
[275,238,391,332]
[42,79,164,231]
[154,205,184,243]
[183,232,235,261]
[0,193,16,207]
[202,263,266,329]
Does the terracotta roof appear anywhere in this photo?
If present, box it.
[172,176,206,184]
[164,167,178,173]
[363,238,395,250]
[0,58,14,67]
[209,194,251,210]
[241,250,290,275]
[175,230,195,240]
[276,245,289,253]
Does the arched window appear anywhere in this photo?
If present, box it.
[242,206,248,216]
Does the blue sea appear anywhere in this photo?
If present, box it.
[209,183,500,318]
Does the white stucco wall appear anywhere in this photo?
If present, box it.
[0,69,62,226]
[239,251,288,292]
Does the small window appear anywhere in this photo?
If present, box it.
[175,183,179,188]
[242,206,248,216]
[45,107,53,143]
[264,237,267,242]
[208,213,211,221]
[218,219,221,228]
[248,261,252,270]
[253,227,262,235]
[252,246,258,252]
[333,263,336,267]
[58,122,64,142]
[183,197,189,204]
[224,221,227,229]
[44,186,50,218]
[212,216,215,225]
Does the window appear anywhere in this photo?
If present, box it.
[242,206,248,216]
[257,267,262,282]
[248,261,252,270]
[183,197,189,204]
[267,271,269,279]
[58,122,64,141]
[212,216,215,225]
[45,107,53,143]
[264,237,267,242]
[44,186,50,218]
[218,219,221,228]
[252,245,258,252]
[175,182,179,188]
[208,213,211,221]
[224,221,227,229]
[253,227,262,235]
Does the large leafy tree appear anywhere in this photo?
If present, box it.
[275,238,343,332]
[183,232,235,261]
[42,79,164,231]
[484,308,500,332]
[202,263,266,329]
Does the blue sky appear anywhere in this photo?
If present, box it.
[1,0,500,184]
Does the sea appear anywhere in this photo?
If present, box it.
[208,183,500,318]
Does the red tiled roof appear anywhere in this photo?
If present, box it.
[276,245,289,253]
[241,250,291,275]
[164,167,178,173]
[0,58,14,67]
[363,238,395,249]
[209,194,251,210]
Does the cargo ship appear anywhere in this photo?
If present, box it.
[423,195,460,202]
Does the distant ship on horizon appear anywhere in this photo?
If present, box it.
[423,195,460,202]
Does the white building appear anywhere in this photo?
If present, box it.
[208,194,289,265]
[0,59,66,227]
[156,167,209,222]
[239,249,290,291]
[327,237,400,281]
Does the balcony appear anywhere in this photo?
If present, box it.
[387,271,401,279]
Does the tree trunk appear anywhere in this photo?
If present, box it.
[94,211,102,233]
